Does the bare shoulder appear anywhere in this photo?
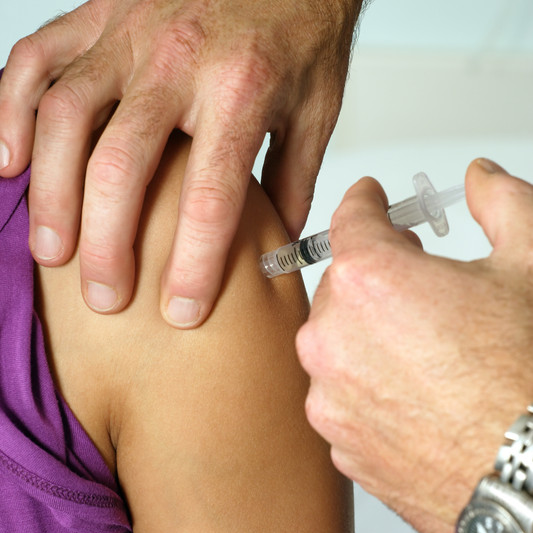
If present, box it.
[37,131,353,532]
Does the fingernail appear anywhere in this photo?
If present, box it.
[166,296,200,327]
[34,226,63,261]
[0,140,10,170]
[476,158,504,174]
[87,281,118,312]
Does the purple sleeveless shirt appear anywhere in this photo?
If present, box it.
[0,77,131,532]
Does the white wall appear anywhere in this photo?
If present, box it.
[2,1,533,532]
[0,1,84,64]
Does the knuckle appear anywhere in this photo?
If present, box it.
[29,181,65,213]
[88,144,140,195]
[305,391,332,434]
[330,197,354,235]
[9,34,47,68]
[330,447,352,478]
[330,241,402,296]
[298,322,342,380]
[328,259,358,303]
[327,253,374,308]
[224,52,272,90]
[151,17,206,79]
[295,323,321,374]
[327,254,361,296]
[214,53,278,118]
[307,392,356,458]
[182,179,242,229]
[79,239,122,270]
[304,392,323,428]
[167,263,211,294]
[39,83,87,123]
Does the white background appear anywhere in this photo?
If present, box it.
[2,1,533,531]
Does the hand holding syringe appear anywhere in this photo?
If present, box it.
[260,172,465,278]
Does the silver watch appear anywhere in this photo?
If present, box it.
[456,406,533,533]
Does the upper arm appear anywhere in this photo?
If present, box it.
[37,131,353,532]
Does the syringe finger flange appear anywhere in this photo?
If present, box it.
[413,172,449,237]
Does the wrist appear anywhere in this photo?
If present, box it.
[411,403,529,531]
[456,405,533,533]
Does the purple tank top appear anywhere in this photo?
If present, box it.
[0,78,131,531]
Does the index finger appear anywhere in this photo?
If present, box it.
[330,177,402,257]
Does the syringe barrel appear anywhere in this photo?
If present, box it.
[387,196,425,231]
[261,173,466,278]
[260,230,331,278]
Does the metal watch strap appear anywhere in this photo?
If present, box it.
[495,405,533,494]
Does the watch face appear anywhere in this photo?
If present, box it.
[457,502,524,533]
[464,516,512,533]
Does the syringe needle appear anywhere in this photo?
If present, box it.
[260,173,465,278]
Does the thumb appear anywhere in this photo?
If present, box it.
[466,158,533,263]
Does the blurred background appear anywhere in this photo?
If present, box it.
[2,1,533,531]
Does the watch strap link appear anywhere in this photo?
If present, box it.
[495,406,533,495]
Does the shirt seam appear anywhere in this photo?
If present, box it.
[0,448,121,509]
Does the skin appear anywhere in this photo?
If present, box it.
[296,158,533,533]
[35,130,354,531]
[0,0,364,328]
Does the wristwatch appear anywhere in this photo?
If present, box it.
[456,406,533,533]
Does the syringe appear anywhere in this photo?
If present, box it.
[260,172,465,278]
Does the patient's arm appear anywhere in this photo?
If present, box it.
[36,131,353,532]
